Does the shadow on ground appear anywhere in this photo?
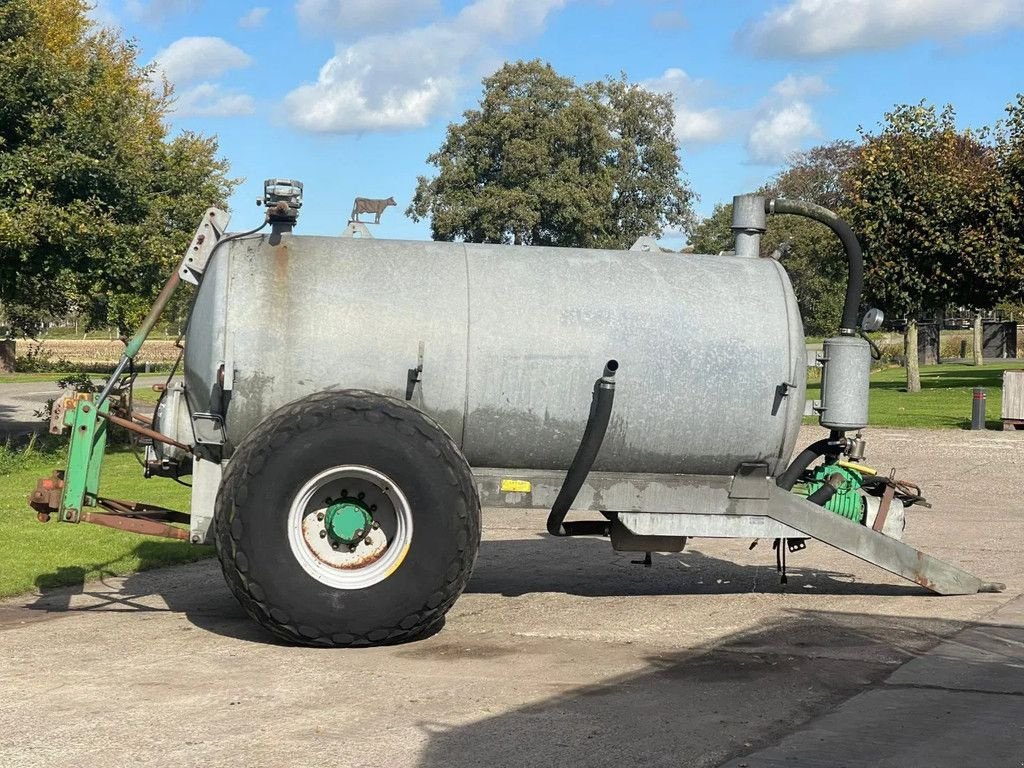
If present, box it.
[466,534,924,597]
[407,606,1021,768]
[22,531,926,645]
[13,535,1020,766]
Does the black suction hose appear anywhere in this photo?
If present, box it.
[766,198,864,334]
[547,360,618,537]
[775,437,842,491]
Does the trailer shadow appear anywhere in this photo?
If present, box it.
[20,528,927,645]
[466,533,925,597]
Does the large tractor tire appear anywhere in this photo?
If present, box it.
[214,389,481,647]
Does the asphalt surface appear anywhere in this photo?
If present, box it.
[0,380,70,436]
[0,426,1022,767]
[0,377,167,439]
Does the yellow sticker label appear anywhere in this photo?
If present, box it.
[500,479,532,493]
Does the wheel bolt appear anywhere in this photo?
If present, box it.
[348,544,357,552]
[317,512,325,521]
[324,498,333,505]
[370,505,377,512]
[357,492,365,500]
[371,521,380,530]
[364,536,373,545]
[319,530,327,539]
[341,489,347,496]
[354,528,364,539]
[331,542,339,550]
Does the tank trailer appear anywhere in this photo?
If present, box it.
[29,179,1004,647]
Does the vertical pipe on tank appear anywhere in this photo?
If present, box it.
[731,194,767,258]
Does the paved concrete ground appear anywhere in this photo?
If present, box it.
[0,426,1021,767]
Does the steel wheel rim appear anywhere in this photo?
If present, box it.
[287,465,413,589]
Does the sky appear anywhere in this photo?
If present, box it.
[90,0,1024,244]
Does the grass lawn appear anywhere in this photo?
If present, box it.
[0,449,210,599]
[806,361,1024,429]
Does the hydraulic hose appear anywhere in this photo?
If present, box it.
[766,198,864,334]
[547,360,618,537]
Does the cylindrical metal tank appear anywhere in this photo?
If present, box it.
[184,233,807,476]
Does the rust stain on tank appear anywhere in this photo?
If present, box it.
[273,243,289,283]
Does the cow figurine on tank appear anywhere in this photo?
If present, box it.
[351,196,396,224]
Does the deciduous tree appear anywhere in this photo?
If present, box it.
[0,0,236,337]
[407,60,693,248]
[849,103,1018,391]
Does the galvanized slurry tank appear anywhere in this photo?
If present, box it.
[185,236,807,476]
[32,183,1002,652]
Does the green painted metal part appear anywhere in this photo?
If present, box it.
[325,500,373,543]
[60,397,110,523]
[801,463,865,522]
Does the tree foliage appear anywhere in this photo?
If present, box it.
[408,60,694,248]
[997,93,1024,285]
[0,0,237,336]
[847,102,1021,390]
[850,103,1019,319]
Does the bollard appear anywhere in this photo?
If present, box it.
[971,387,986,430]
[959,339,967,358]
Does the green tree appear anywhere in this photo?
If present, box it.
[407,60,693,248]
[688,141,859,337]
[996,94,1024,300]
[849,103,1018,391]
[0,0,236,337]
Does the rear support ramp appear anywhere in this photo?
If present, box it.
[765,485,1002,595]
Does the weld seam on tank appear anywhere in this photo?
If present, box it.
[547,360,618,537]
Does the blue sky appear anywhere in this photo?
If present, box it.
[92,0,1024,244]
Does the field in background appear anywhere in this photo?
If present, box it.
[12,337,180,374]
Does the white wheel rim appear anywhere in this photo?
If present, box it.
[287,465,413,589]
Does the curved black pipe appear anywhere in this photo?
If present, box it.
[807,472,845,506]
[766,198,864,334]
[547,360,618,537]
[776,437,841,491]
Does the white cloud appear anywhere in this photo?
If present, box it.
[151,37,254,88]
[742,0,1024,58]
[771,74,828,100]
[296,0,440,37]
[748,102,821,163]
[125,0,198,24]
[172,83,257,117]
[650,10,687,31]
[284,0,568,133]
[745,75,828,164]
[238,7,270,29]
[641,68,729,144]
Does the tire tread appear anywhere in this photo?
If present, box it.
[214,389,480,647]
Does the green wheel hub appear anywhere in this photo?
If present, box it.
[324,499,373,544]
